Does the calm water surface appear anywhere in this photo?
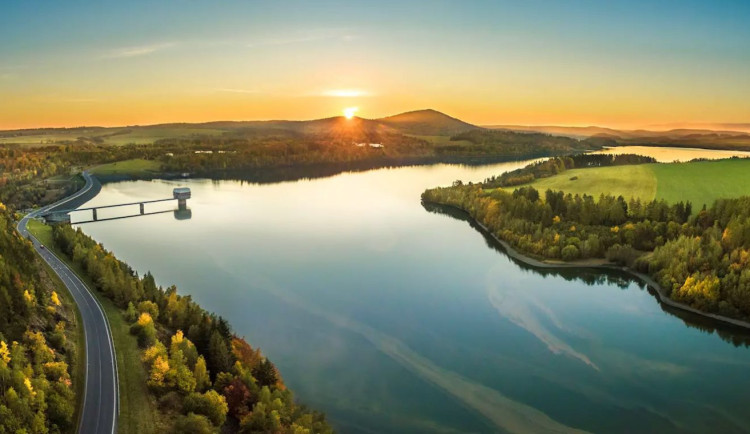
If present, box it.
[74,150,750,433]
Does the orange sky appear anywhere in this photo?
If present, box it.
[2,1,749,130]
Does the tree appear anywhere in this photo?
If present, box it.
[124,302,138,323]
[561,245,580,261]
[252,359,278,388]
[183,390,228,427]
[173,412,217,434]
[223,377,252,420]
[138,301,160,319]
[130,313,156,348]
[208,331,232,375]
[193,356,210,393]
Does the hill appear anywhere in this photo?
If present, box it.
[376,109,480,136]
[0,109,479,146]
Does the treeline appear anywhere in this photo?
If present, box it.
[424,184,692,261]
[483,153,657,188]
[447,130,612,159]
[648,197,750,318]
[0,205,77,433]
[52,225,332,433]
[0,142,161,211]
[1,126,618,209]
[423,181,750,321]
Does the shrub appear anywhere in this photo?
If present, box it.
[561,245,580,261]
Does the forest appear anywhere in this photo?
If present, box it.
[0,206,78,433]
[422,166,750,322]
[448,129,613,159]
[51,224,332,433]
[0,125,608,211]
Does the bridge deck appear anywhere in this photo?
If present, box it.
[50,197,175,214]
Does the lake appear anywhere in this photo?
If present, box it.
[74,147,750,433]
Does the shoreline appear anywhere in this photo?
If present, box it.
[91,151,584,185]
[425,201,750,332]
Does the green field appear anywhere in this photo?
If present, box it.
[528,165,657,202]
[102,127,225,145]
[27,219,163,434]
[411,134,474,147]
[0,126,224,146]
[513,158,750,208]
[0,132,99,146]
[90,159,162,177]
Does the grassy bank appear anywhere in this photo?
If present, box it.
[90,159,162,178]
[513,158,750,208]
[27,219,163,434]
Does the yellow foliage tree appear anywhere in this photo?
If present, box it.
[137,312,153,326]
[23,289,35,306]
[50,291,61,307]
[148,356,170,389]
[0,340,10,364]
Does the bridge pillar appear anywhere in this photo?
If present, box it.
[140,203,145,215]
[92,208,97,221]
[178,198,187,210]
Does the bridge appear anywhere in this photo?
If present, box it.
[43,187,191,224]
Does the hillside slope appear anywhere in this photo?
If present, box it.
[378,109,479,136]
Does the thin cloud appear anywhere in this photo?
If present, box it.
[319,89,371,98]
[61,98,99,103]
[214,88,261,94]
[104,42,176,59]
[247,30,357,48]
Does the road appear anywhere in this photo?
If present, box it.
[17,172,119,434]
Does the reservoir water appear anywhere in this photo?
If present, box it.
[74,147,750,433]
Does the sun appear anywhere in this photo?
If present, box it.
[343,107,358,119]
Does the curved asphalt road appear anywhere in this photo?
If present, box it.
[17,172,119,434]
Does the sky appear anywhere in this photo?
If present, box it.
[1,0,749,129]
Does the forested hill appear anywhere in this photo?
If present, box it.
[0,205,78,432]
[0,109,478,143]
[377,109,480,136]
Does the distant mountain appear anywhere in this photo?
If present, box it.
[646,122,750,134]
[377,109,480,136]
[142,109,477,137]
[486,124,750,139]
[484,124,750,151]
[485,125,622,139]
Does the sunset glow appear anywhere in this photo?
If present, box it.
[343,107,359,119]
[1,1,749,129]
